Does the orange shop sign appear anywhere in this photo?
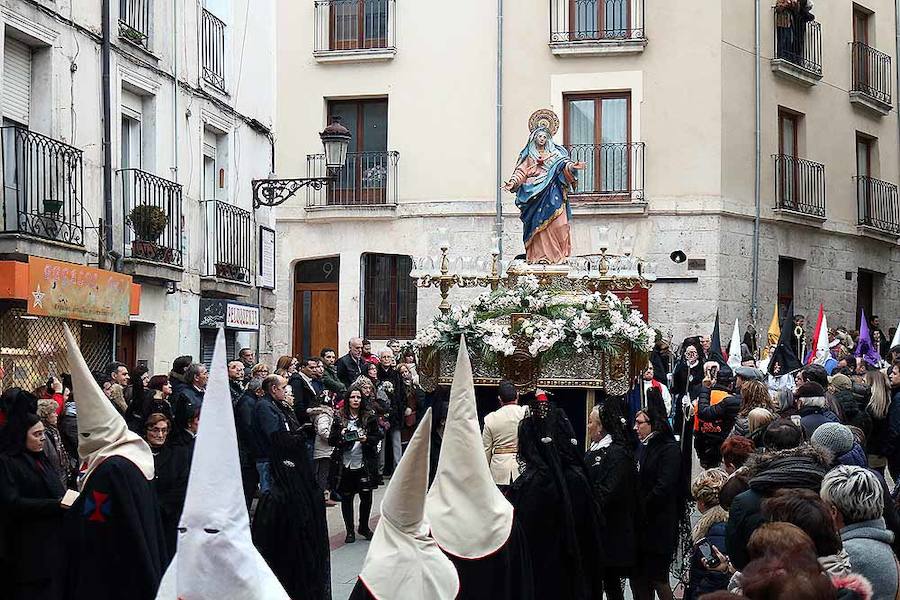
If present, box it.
[27,257,133,325]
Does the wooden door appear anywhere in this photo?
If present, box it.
[293,283,339,359]
[116,325,137,370]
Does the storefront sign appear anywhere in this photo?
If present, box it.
[258,226,275,290]
[199,299,259,331]
[27,257,133,325]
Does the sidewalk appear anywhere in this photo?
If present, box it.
[328,485,387,600]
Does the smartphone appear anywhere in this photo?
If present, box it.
[698,539,720,568]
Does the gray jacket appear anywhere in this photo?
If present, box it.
[841,518,898,600]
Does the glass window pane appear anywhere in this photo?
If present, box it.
[364,0,388,45]
[601,98,628,193]
[568,99,595,194]
[573,0,599,39]
[604,0,628,36]
[332,0,359,48]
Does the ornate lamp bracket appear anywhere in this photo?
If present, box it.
[252,176,333,209]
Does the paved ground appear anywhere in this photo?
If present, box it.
[328,485,387,600]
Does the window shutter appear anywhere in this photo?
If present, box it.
[3,38,32,125]
[200,328,236,367]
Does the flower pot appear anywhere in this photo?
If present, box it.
[43,199,64,215]
[132,240,157,260]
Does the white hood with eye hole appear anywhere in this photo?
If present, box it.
[155,328,289,600]
[62,324,154,489]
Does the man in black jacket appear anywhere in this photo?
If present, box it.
[289,357,322,427]
[336,337,365,389]
[176,363,208,413]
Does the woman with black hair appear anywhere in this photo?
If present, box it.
[0,412,66,599]
[329,385,382,544]
[586,401,639,600]
[253,431,331,600]
[632,388,682,600]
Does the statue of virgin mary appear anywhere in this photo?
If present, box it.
[504,110,584,264]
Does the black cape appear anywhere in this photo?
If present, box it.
[151,443,191,560]
[64,455,167,600]
[252,432,331,600]
[442,518,534,600]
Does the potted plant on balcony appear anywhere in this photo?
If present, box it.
[126,205,168,260]
[43,198,64,216]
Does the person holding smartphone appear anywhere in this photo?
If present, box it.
[684,468,731,599]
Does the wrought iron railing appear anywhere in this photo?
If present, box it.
[118,168,183,267]
[550,0,645,43]
[565,142,645,200]
[0,126,84,245]
[201,8,226,90]
[773,11,821,75]
[119,0,150,47]
[852,42,892,105]
[306,151,399,207]
[203,200,251,283]
[772,155,825,217]
[314,0,396,53]
[855,176,900,234]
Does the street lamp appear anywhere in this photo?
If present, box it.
[252,117,352,209]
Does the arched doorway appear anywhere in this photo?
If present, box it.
[293,257,340,358]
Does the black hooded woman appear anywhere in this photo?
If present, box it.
[425,338,534,600]
[0,410,66,599]
[631,388,683,600]
[252,431,331,600]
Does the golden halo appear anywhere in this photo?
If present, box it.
[528,109,559,136]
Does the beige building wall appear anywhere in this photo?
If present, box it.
[273,0,900,356]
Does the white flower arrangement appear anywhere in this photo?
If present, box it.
[415,278,655,360]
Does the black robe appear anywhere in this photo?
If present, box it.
[442,519,534,600]
[252,433,331,600]
[151,443,191,560]
[64,456,167,600]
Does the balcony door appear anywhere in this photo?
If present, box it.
[853,8,871,90]
[569,0,630,40]
[330,0,389,50]
[857,133,874,224]
[327,99,388,205]
[564,92,631,199]
[777,109,800,209]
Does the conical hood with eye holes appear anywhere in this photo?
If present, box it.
[425,336,514,558]
[155,328,289,600]
[63,323,154,489]
[357,409,460,600]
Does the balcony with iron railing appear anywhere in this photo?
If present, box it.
[306,151,399,208]
[549,0,646,56]
[118,169,183,279]
[0,126,84,248]
[771,11,822,85]
[203,200,252,291]
[855,176,900,237]
[772,155,826,221]
[850,42,892,115]
[314,0,396,61]
[565,142,645,202]
[119,0,150,47]
[201,8,226,91]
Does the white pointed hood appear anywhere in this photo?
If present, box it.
[727,319,742,370]
[814,311,831,365]
[891,321,900,351]
[63,323,154,489]
[426,336,514,558]
[358,409,459,600]
[155,328,289,600]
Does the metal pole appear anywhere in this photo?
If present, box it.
[101,0,114,268]
[172,0,179,183]
[895,0,900,181]
[750,0,762,327]
[495,0,504,258]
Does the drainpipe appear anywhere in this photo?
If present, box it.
[495,0,504,258]
[172,0,179,183]
[101,0,114,268]
[895,0,900,176]
[750,0,762,326]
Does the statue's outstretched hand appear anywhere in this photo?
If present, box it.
[572,161,587,170]
[502,180,516,192]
